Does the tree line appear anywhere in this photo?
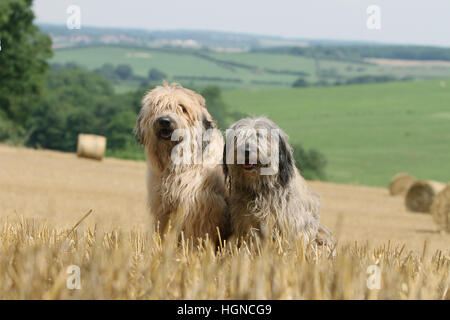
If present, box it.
[255,45,450,63]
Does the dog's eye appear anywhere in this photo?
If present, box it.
[179,105,187,113]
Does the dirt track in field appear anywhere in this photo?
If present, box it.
[0,144,448,254]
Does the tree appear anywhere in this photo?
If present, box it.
[0,114,26,144]
[94,63,118,82]
[106,111,137,149]
[27,65,115,151]
[292,78,309,88]
[115,64,133,80]
[292,143,327,180]
[26,64,147,156]
[345,75,396,85]
[148,68,167,82]
[0,0,52,126]
[28,98,71,151]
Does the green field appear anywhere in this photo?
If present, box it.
[52,46,450,91]
[52,46,301,89]
[223,80,450,186]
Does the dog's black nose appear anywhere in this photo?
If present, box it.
[158,117,171,128]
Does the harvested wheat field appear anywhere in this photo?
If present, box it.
[0,144,448,299]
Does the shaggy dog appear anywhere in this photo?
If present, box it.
[223,117,332,245]
[135,83,228,244]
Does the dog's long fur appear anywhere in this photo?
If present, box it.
[135,83,228,243]
[223,117,331,244]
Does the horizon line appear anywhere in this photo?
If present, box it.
[36,22,450,49]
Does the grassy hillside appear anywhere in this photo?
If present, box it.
[51,47,302,89]
[51,46,450,92]
[223,79,450,186]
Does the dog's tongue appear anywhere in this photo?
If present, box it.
[242,163,253,169]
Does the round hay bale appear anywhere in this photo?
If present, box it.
[430,185,450,233]
[405,180,446,213]
[389,173,415,196]
[77,134,107,161]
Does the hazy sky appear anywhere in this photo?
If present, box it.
[33,0,450,47]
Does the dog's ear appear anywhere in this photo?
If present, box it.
[134,111,145,146]
[278,134,294,187]
[222,142,229,181]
